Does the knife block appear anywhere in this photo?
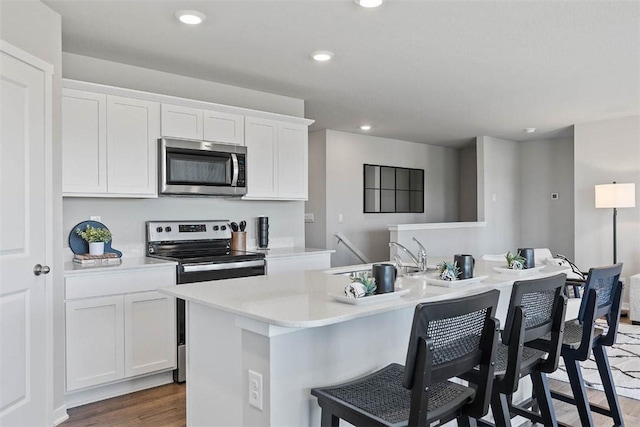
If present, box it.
[231,231,246,252]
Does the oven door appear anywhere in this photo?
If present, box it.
[159,138,246,196]
[174,259,264,383]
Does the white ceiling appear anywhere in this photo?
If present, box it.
[44,0,640,147]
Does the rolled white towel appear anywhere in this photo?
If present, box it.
[344,282,367,298]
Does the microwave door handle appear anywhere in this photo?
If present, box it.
[230,153,239,186]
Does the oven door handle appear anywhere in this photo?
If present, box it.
[182,260,265,273]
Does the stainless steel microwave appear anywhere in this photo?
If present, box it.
[159,138,247,196]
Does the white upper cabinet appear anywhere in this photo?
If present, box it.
[107,96,159,195]
[62,89,107,194]
[203,110,244,145]
[244,117,308,200]
[62,88,160,198]
[160,104,203,140]
[162,103,244,145]
[244,117,278,198]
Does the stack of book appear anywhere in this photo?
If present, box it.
[73,252,122,266]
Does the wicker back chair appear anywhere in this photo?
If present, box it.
[311,290,500,427]
[532,263,624,427]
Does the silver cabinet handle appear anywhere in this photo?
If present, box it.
[33,264,51,276]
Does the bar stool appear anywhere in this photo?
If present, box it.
[531,263,624,427]
[463,274,568,427]
[311,290,501,427]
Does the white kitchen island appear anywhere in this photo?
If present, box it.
[159,261,573,427]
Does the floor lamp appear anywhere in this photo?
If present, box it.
[595,182,636,264]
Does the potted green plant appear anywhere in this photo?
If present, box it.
[437,261,460,281]
[505,251,525,270]
[76,225,112,256]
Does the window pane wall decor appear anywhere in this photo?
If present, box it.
[363,164,424,213]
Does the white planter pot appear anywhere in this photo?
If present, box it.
[89,242,105,256]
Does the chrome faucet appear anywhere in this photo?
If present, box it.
[389,241,426,272]
[412,237,428,272]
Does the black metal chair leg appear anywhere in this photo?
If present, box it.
[320,409,339,427]
[457,415,478,427]
[491,392,512,427]
[563,356,595,427]
[531,371,558,427]
[593,345,625,427]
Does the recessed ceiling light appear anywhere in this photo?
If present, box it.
[175,10,206,25]
[524,128,537,133]
[360,125,372,131]
[311,51,334,62]
[354,0,383,8]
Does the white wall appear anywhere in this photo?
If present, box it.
[307,130,460,266]
[61,55,309,254]
[0,0,65,423]
[519,136,574,258]
[574,115,640,287]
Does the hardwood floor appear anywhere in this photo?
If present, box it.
[63,383,185,427]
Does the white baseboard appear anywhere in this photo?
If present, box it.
[65,370,174,409]
[53,404,69,426]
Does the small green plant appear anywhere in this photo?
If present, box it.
[76,225,112,243]
[505,251,525,270]
[437,261,460,281]
[350,274,377,296]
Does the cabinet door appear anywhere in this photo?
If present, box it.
[124,291,176,377]
[66,296,124,391]
[277,123,308,200]
[161,103,203,140]
[106,96,160,196]
[244,117,278,198]
[203,110,244,145]
[62,89,107,194]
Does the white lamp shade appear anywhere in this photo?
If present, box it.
[595,183,636,208]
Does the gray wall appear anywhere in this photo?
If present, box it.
[307,130,460,266]
[0,0,65,422]
[519,137,574,258]
[458,145,477,222]
[391,135,577,265]
[305,130,327,249]
[63,53,304,117]
[574,115,640,287]
[61,55,309,253]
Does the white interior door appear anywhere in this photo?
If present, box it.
[0,41,52,426]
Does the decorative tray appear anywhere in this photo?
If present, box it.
[425,275,488,288]
[493,266,544,275]
[330,289,410,305]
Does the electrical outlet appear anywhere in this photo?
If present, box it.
[304,213,315,223]
[248,370,263,411]
[551,193,559,200]
[90,216,101,222]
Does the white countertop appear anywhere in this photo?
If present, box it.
[64,256,177,275]
[159,260,570,328]
[255,247,335,258]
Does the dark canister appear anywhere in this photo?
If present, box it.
[517,248,535,269]
[372,263,396,294]
[454,254,475,280]
[257,216,269,249]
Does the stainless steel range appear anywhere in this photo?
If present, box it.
[146,220,265,383]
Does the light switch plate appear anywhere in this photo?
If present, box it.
[304,213,315,223]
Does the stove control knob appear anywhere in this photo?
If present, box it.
[156,227,163,233]
[221,225,227,231]
[213,226,219,231]
[165,226,172,232]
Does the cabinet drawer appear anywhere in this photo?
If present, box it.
[66,267,176,300]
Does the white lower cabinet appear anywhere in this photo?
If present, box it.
[65,266,176,392]
[124,291,176,377]
[65,296,125,391]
